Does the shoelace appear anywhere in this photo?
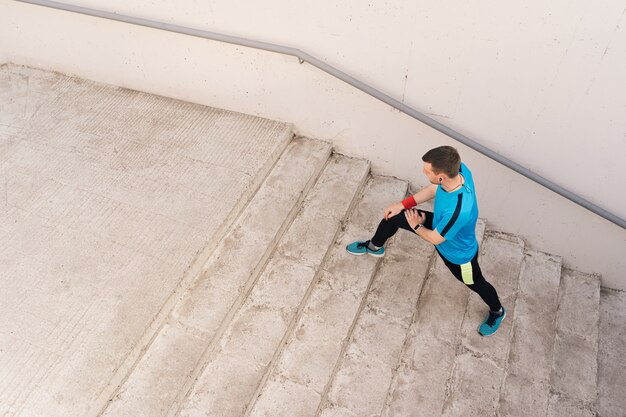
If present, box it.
[356,240,370,249]
[486,311,500,327]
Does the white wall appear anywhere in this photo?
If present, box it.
[1,0,625,289]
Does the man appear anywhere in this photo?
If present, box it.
[346,146,505,336]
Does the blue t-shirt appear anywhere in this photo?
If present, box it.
[433,162,479,264]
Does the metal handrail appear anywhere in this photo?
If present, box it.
[13,0,626,230]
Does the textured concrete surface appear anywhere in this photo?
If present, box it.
[441,232,524,417]
[317,218,436,417]
[547,393,596,417]
[176,155,369,417]
[499,373,551,417]
[498,250,561,417]
[101,138,333,417]
[0,65,291,416]
[598,288,626,417]
[381,219,486,417]
[506,251,561,382]
[247,176,408,417]
[549,269,600,416]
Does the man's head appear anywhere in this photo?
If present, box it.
[422,146,461,184]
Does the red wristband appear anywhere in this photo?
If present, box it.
[401,196,417,209]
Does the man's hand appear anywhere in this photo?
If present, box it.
[383,203,404,220]
[404,208,426,230]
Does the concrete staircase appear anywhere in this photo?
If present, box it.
[98,136,601,417]
[1,65,609,417]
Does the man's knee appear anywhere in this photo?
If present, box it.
[381,211,405,227]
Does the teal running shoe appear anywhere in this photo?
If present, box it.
[346,240,385,257]
[478,307,506,337]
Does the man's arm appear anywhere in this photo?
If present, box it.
[414,224,445,245]
[384,184,438,220]
[411,184,438,205]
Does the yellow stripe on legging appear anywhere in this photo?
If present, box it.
[460,262,474,285]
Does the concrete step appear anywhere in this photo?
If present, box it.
[498,250,562,417]
[247,176,408,417]
[100,137,332,417]
[176,155,370,417]
[316,210,436,417]
[381,219,486,417]
[548,269,600,417]
[598,288,626,417]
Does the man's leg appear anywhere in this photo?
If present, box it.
[438,251,505,336]
[346,210,432,257]
[370,210,433,247]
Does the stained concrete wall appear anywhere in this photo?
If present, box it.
[1,0,625,290]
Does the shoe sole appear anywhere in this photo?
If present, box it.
[478,310,506,337]
[345,248,384,257]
